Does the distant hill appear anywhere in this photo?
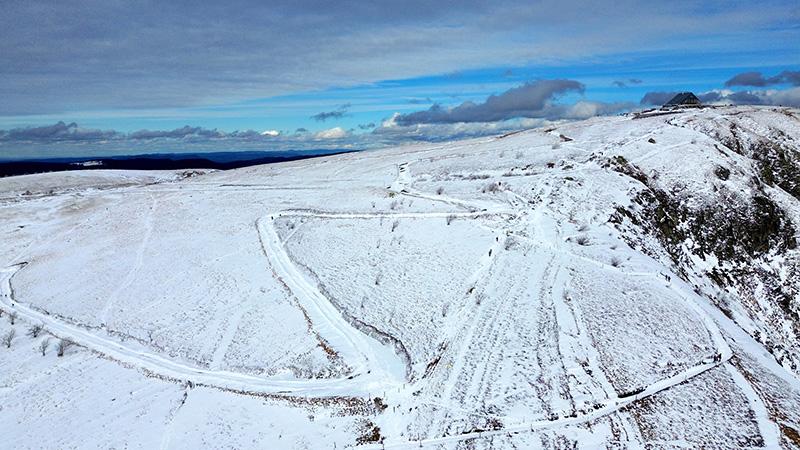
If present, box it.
[0,149,353,177]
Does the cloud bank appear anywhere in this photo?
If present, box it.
[6,121,118,141]
[0,78,641,160]
[0,122,365,160]
[392,79,635,127]
[393,80,633,126]
[640,87,800,108]
[724,70,800,87]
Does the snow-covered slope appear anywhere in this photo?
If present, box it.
[2,106,800,448]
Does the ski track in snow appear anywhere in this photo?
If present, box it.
[0,153,782,448]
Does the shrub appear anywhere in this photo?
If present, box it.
[446,214,457,225]
[2,330,16,349]
[482,182,500,194]
[714,166,731,180]
[57,339,73,357]
[436,186,444,195]
[610,257,622,267]
[28,323,45,338]
[9,311,17,325]
[575,235,590,246]
[504,236,518,251]
[39,337,51,356]
[391,219,400,232]
[356,420,383,444]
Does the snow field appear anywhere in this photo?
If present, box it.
[0,317,363,450]
[2,106,800,448]
[280,213,497,380]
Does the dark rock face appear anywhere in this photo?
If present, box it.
[609,109,800,374]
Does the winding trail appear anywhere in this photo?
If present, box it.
[0,156,772,449]
[257,216,406,389]
[1,259,401,398]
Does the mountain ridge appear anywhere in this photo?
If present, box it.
[1,105,799,448]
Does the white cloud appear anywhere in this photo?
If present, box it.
[770,87,800,107]
[563,100,635,120]
[372,114,549,143]
[697,87,800,107]
[312,127,350,140]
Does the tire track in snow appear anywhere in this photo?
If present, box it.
[99,193,157,325]
[357,190,737,448]
[159,385,190,450]
[521,204,732,366]
[549,258,617,412]
[356,157,738,447]
[361,353,738,449]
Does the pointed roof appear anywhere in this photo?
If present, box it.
[664,92,702,107]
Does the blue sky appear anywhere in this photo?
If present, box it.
[1,0,799,160]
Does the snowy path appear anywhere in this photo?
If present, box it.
[0,197,498,403]
[352,159,744,447]
[723,363,781,448]
[0,263,397,398]
[361,355,734,449]
[389,161,515,214]
[257,216,407,388]
[319,162,741,447]
[549,259,617,413]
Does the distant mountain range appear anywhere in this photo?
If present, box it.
[0,149,353,177]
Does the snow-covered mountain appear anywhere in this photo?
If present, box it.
[2,105,800,448]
